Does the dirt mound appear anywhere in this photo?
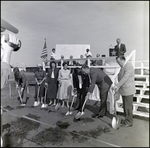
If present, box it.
[2,117,40,147]
[3,105,14,111]
[32,127,68,146]
[56,121,70,129]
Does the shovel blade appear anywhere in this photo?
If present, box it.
[112,116,120,130]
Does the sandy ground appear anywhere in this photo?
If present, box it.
[1,77,149,147]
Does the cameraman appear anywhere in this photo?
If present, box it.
[1,19,21,147]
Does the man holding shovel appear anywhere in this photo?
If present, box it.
[13,67,29,106]
[112,56,136,127]
[81,64,112,118]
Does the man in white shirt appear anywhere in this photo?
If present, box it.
[50,48,56,60]
[85,48,92,58]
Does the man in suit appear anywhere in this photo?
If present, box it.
[57,55,64,67]
[112,56,136,127]
[68,55,77,66]
[81,64,113,118]
[115,38,126,57]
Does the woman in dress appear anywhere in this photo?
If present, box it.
[45,61,59,106]
[56,61,73,109]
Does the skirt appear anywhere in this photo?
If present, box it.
[47,78,57,99]
[57,79,73,100]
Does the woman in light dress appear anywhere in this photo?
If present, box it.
[56,61,73,109]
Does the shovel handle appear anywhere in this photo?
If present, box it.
[17,88,23,104]
[44,86,48,104]
[37,85,41,102]
[81,95,88,112]
[69,95,76,111]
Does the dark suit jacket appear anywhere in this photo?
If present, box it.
[115,43,126,57]
[57,61,61,66]
[45,68,59,84]
[89,68,112,93]
[67,60,77,66]
[72,72,90,91]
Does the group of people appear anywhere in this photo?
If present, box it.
[12,54,135,128]
[50,48,92,67]
[1,18,135,148]
[2,29,135,142]
[49,38,126,68]
[12,60,113,120]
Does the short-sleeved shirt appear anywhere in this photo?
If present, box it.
[14,71,28,88]
[34,70,46,81]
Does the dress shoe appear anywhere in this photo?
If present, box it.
[91,113,99,118]
[97,115,104,118]
[55,103,60,111]
[91,113,104,118]
[33,101,40,107]
[41,104,48,108]
[121,120,132,127]
[121,119,126,124]
[74,106,79,111]
[65,111,73,116]
[73,117,81,122]
[20,103,26,107]
[79,112,85,118]
[121,123,132,127]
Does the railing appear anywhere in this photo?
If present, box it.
[8,50,137,100]
[125,50,136,68]
[43,50,136,71]
[134,60,149,75]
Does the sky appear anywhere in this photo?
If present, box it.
[1,1,149,67]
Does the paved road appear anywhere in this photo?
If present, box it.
[1,85,149,147]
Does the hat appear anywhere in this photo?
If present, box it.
[37,64,42,67]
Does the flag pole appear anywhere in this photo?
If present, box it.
[42,38,46,71]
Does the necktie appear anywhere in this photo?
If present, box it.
[78,75,82,89]
[51,70,55,78]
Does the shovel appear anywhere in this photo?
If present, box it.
[44,86,48,104]
[65,94,76,115]
[37,84,41,103]
[75,94,89,119]
[17,87,23,104]
[112,90,121,130]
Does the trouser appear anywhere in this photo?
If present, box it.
[77,89,88,112]
[19,83,28,103]
[98,76,112,116]
[122,95,133,125]
[34,81,45,101]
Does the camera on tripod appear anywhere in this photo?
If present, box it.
[1,18,21,51]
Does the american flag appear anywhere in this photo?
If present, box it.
[41,38,48,61]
